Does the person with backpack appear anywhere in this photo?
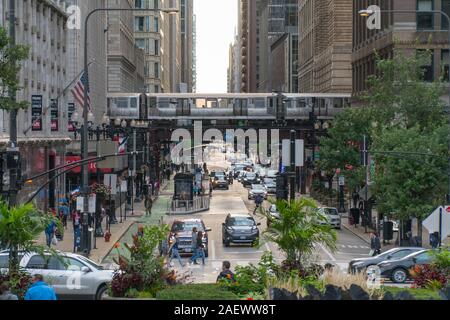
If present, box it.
[216,261,235,282]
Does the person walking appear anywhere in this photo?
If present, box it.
[58,200,70,230]
[253,194,264,215]
[24,275,57,300]
[145,193,153,216]
[216,261,235,282]
[190,231,205,266]
[0,282,18,300]
[370,232,381,256]
[169,233,185,268]
[44,220,57,248]
[190,227,198,264]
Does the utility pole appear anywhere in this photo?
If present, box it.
[7,0,19,208]
[290,130,296,202]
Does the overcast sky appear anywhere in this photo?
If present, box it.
[194,0,238,93]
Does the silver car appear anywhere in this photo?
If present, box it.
[0,251,114,300]
[318,207,342,229]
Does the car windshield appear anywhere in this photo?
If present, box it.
[246,173,256,179]
[252,185,264,190]
[229,217,255,226]
[323,208,339,216]
[264,179,275,184]
[171,221,204,232]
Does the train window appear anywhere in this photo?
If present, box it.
[333,98,343,108]
[207,99,217,108]
[218,98,228,108]
[297,99,306,108]
[195,99,206,108]
[130,97,138,109]
[158,98,170,108]
[253,98,265,108]
[115,98,129,109]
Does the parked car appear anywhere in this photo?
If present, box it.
[242,172,260,187]
[348,247,425,274]
[169,219,211,257]
[248,184,268,200]
[266,204,280,227]
[0,250,113,300]
[318,207,342,229]
[212,176,229,190]
[378,249,438,283]
[263,178,277,194]
[222,214,261,247]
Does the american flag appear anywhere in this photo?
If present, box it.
[71,71,91,110]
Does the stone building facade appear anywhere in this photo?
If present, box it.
[0,0,71,211]
[298,0,353,93]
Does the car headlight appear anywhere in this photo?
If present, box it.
[251,226,258,233]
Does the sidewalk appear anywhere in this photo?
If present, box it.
[36,178,171,264]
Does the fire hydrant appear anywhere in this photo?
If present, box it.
[104,231,111,242]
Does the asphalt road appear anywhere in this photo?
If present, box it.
[163,179,373,283]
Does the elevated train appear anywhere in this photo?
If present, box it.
[107,93,351,122]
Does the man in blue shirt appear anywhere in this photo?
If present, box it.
[24,274,57,300]
[58,200,70,229]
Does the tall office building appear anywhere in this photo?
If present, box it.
[0,0,70,211]
[180,0,194,93]
[298,0,353,93]
[353,0,450,97]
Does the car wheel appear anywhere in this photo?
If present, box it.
[95,284,108,300]
[391,268,408,283]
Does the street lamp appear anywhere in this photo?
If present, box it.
[80,6,179,255]
[360,8,450,238]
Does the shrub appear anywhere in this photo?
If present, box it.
[0,271,32,300]
[156,284,239,300]
[410,264,448,290]
[382,286,443,300]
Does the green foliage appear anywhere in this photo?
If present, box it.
[0,27,30,111]
[430,247,450,270]
[382,286,443,300]
[110,224,171,297]
[263,198,337,265]
[373,126,448,220]
[0,200,60,274]
[218,251,277,295]
[155,284,239,300]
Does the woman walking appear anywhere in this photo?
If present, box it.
[169,233,185,268]
[190,231,205,266]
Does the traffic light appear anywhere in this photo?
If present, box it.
[276,174,289,201]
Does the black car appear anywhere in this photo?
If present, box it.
[170,219,212,257]
[378,249,436,283]
[222,214,260,247]
[242,172,260,187]
[348,247,424,274]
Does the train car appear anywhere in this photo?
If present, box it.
[107,93,148,121]
[283,93,351,120]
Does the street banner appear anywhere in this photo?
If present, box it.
[50,99,59,131]
[423,206,450,241]
[282,139,304,167]
[31,95,43,131]
[68,103,75,132]
[76,195,96,213]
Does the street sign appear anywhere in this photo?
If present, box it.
[423,206,450,241]
[281,139,304,167]
[76,195,96,213]
[339,176,345,186]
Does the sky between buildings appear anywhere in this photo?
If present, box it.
[194,0,238,93]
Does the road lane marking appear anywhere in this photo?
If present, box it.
[319,244,336,262]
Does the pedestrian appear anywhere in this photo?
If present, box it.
[166,168,171,181]
[45,220,57,248]
[216,261,235,282]
[209,182,213,197]
[189,227,198,263]
[370,232,381,256]
[190,231,205,265]
[169,233,185,268]
[24,274,57,300]
[145,193,153,216]
[58,200,70,229]
[430,232,439,249]
[253,194,264,215]
[0,282,18,300]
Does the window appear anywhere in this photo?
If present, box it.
[415,252,432,263]
[154,39,159,55]
[26,255,46,269]
[134,17,145,32]
[154,85,159,93]
[442,0,450,29]
[442,49,449,81]
[63,257,87,271]
[135,38,145,50]
[154,17,159,32]
[47,256,65,270]
[153,0,159,9]
[154,62,159,78]
[417,49,434,82]
[146,16,150,32]
[135,0,144,9]
[417,0,434,30]
[130,98,138,109]
[389,250,413,260]
[0,255,8,268]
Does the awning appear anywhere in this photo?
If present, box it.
[65,156,113,174]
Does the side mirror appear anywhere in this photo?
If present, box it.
[81,266,90,273]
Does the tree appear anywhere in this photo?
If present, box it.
[0,201,60,275]
[372,125,447,236]
[263,198,337,269]
[0,26,30,111]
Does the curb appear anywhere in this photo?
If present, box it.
[99,220,137,264]
[342,223,371,245]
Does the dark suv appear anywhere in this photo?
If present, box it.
[242,172,260,187]
[170,219,211,257]
[222,214,260,247]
